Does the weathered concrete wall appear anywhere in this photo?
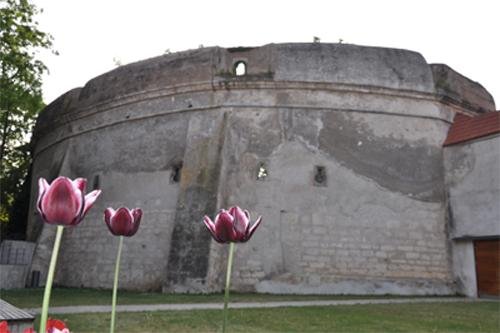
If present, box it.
[31,111,189,290]
[55,170,179,290]
[444,135,500,238]
[431,64,496,114]
[0,265,27,289]
[272,44,434,92]
[444,134,500,296]
[27,43,496,293]
[0,241,35,289]
[215,100,454,294]
[451,241,477,297]
[164,110,227,292]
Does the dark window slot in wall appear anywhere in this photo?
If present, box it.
[314,165,327,186]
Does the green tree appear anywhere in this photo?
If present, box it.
[1,0,55,239]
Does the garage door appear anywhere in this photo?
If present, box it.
[474,240,500,297]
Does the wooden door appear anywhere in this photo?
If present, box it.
[474,240,500,297]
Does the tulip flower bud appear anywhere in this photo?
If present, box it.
[104,207,143,237]
[203,206,262,243]
[37,177,101,226]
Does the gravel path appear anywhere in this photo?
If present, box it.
[24,297,486,315]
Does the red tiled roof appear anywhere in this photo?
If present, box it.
[443,111,500,146]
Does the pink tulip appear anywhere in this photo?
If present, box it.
[104,207,142,237]
[203,206,262,243]
[37,177,101,226]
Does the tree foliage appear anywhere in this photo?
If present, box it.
[1,0,54,238]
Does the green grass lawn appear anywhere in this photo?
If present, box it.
[2,288,498,332]
[28,302,499,333]
[0,287,433,308]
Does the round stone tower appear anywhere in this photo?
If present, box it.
[28,43,495,293]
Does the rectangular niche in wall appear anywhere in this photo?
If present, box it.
[93,174,101,190]
[170,161,183,184]
[313,165,327,186]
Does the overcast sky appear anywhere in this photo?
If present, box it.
[33,0,499,108]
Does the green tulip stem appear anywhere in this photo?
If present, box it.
[39,225,64,333]
[222,242,235,333]
[110,235,124,333]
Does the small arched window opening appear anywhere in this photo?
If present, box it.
[170,162,183,183]
[93,174,101,190]
[313,165,327,186]
[256,162,268,181]
[234,61,247,76]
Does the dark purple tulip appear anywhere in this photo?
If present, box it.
[104,207,142,237]
[203,206,262,243]
[37,177,101,226]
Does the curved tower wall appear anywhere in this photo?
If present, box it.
[28,43,495,293]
